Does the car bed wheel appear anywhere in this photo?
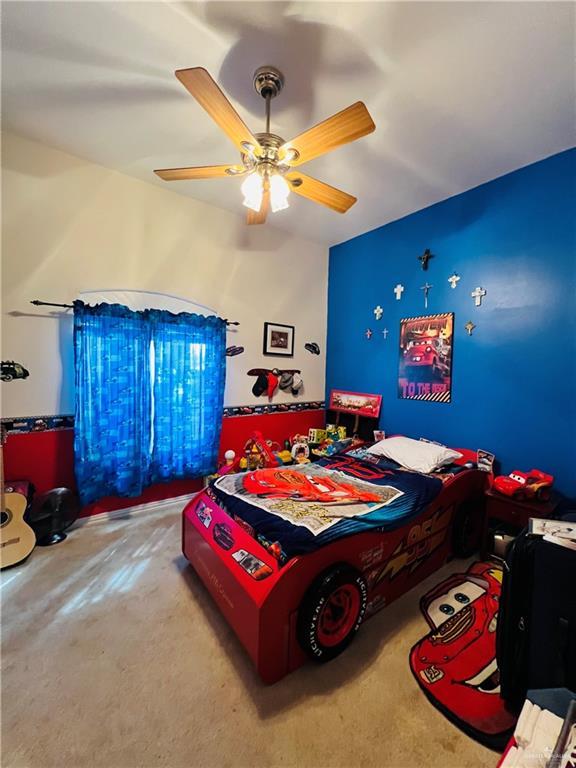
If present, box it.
[452,498,483,557]
[297,565,367,662]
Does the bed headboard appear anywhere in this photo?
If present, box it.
[327,389,382,441]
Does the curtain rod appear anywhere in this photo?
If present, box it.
[30,301,239,326]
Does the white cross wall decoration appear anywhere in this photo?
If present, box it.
[448,273,461,289]
[471,286,487,307]
[382,328,389,339]
[373,305,383,320]
[394,284,404,301]
[365,328,373,340]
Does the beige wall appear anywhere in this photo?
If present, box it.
[1,132,328,417]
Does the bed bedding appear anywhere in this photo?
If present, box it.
[209,450,465,561]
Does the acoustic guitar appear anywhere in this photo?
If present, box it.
[1,430,36,568]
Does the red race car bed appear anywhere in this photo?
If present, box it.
[182,446,488,683]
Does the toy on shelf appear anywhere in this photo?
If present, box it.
[325,424,347,441]
[308,428,327,444]
[275,449,293,465]
[307,424,351,460]
[311,436,352,459]
[211,449,238,479]
[246,443,265,471]
[493,469,554,502]
[242,432,281,471]
[290,434,310,464]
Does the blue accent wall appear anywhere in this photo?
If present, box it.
[327,149,576,497]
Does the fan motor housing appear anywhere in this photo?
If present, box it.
[253,66,284,99]
[241,132,289,170]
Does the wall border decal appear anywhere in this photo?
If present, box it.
[1,402,327,434]
[1,415,75,434]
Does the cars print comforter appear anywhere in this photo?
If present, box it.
[209,450,461,562]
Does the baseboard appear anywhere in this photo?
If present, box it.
[73,492,199,527]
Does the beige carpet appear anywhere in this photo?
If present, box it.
[1,502,494,768]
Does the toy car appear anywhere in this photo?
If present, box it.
[493,469,554,501]
[1,361,29,382]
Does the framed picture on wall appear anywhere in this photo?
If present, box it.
[398,313,454,403]
[263,322,295,357]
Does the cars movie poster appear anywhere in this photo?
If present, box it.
[398,313,454,403]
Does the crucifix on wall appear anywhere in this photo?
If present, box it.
[418,249,434,270]
[421,283,432,309]
[394,284,404,301]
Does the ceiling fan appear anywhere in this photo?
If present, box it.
[154,66,376,225]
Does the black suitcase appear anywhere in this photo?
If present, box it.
[497,515,576,708]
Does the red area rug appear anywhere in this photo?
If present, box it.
[409,561,517,750]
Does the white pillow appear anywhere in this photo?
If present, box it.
[366,436,462,474]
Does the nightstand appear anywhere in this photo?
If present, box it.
[481,487,562,558]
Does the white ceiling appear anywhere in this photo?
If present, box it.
[2,1,574,246]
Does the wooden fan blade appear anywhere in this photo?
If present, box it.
[286,172,357,213]
[246,188,270,225]
[175,68,260,155]
[154,164,246,181]
[280,102,375,167]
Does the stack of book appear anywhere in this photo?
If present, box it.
[529,518,576,551]
[499,697,576,768]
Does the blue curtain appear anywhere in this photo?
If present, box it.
[73,302,151,505]
[73,302,226,505]
[148,310,226,484]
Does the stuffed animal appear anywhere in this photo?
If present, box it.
[493,469,554,501]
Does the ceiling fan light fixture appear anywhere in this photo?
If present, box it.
[240,141,256,156]
[282,147,300,164]
[156,66,375,224]
[269,173,290,212]
[241,172,263,212]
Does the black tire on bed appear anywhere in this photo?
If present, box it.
[297,564,368,662]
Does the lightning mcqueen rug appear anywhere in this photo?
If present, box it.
[409,561,517,750]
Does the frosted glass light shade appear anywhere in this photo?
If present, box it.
[241,172,263,212]
[269,174,290,212]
